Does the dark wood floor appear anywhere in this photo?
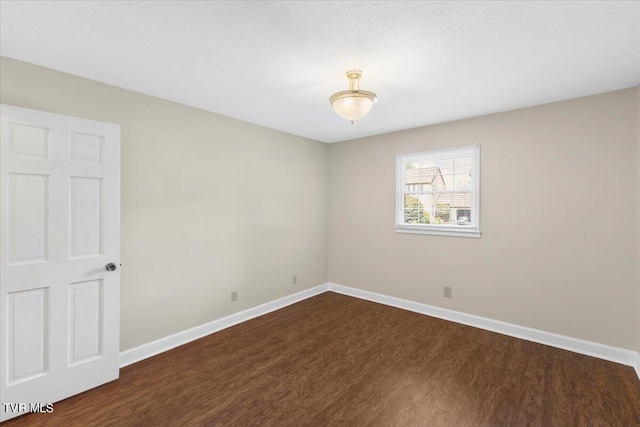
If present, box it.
[4,292,640,426]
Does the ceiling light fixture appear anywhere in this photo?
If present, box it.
[330,70,378,124]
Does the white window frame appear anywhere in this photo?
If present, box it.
[395,145,481,238]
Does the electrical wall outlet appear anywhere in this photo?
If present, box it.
[231,291,238,302]
[292,275,297,285]
[443,286,452,298]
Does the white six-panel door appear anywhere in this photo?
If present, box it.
[0,105,120,421]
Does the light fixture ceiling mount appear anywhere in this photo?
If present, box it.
[330,70,378,124]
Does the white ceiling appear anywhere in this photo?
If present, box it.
[1,1,639,143]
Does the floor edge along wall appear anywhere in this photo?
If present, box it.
[120,282,640,381]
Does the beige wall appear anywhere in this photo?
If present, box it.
[0,57,328,351]
[328,89,638,350]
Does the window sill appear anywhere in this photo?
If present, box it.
[395,224,482,238]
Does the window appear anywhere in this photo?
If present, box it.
[396,145,481,238]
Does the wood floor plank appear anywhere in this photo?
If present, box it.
[3,292,639,426]
[498,339,548,426]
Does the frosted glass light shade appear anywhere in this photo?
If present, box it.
[330,90,378,122]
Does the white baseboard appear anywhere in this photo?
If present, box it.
[119,283,329,368]
[119,281,640,382]
[327,282,640,381]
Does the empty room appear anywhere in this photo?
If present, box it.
[0,1,639,426]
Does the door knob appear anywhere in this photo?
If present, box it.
[105,263,117,272]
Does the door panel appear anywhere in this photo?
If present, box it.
[69,177,103,258]
[69,279,103,364]
[1,104,120,422]
[8,173,49,264]
[70,132,102,164]
[8,288,49,383]
[9,123,49,160]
